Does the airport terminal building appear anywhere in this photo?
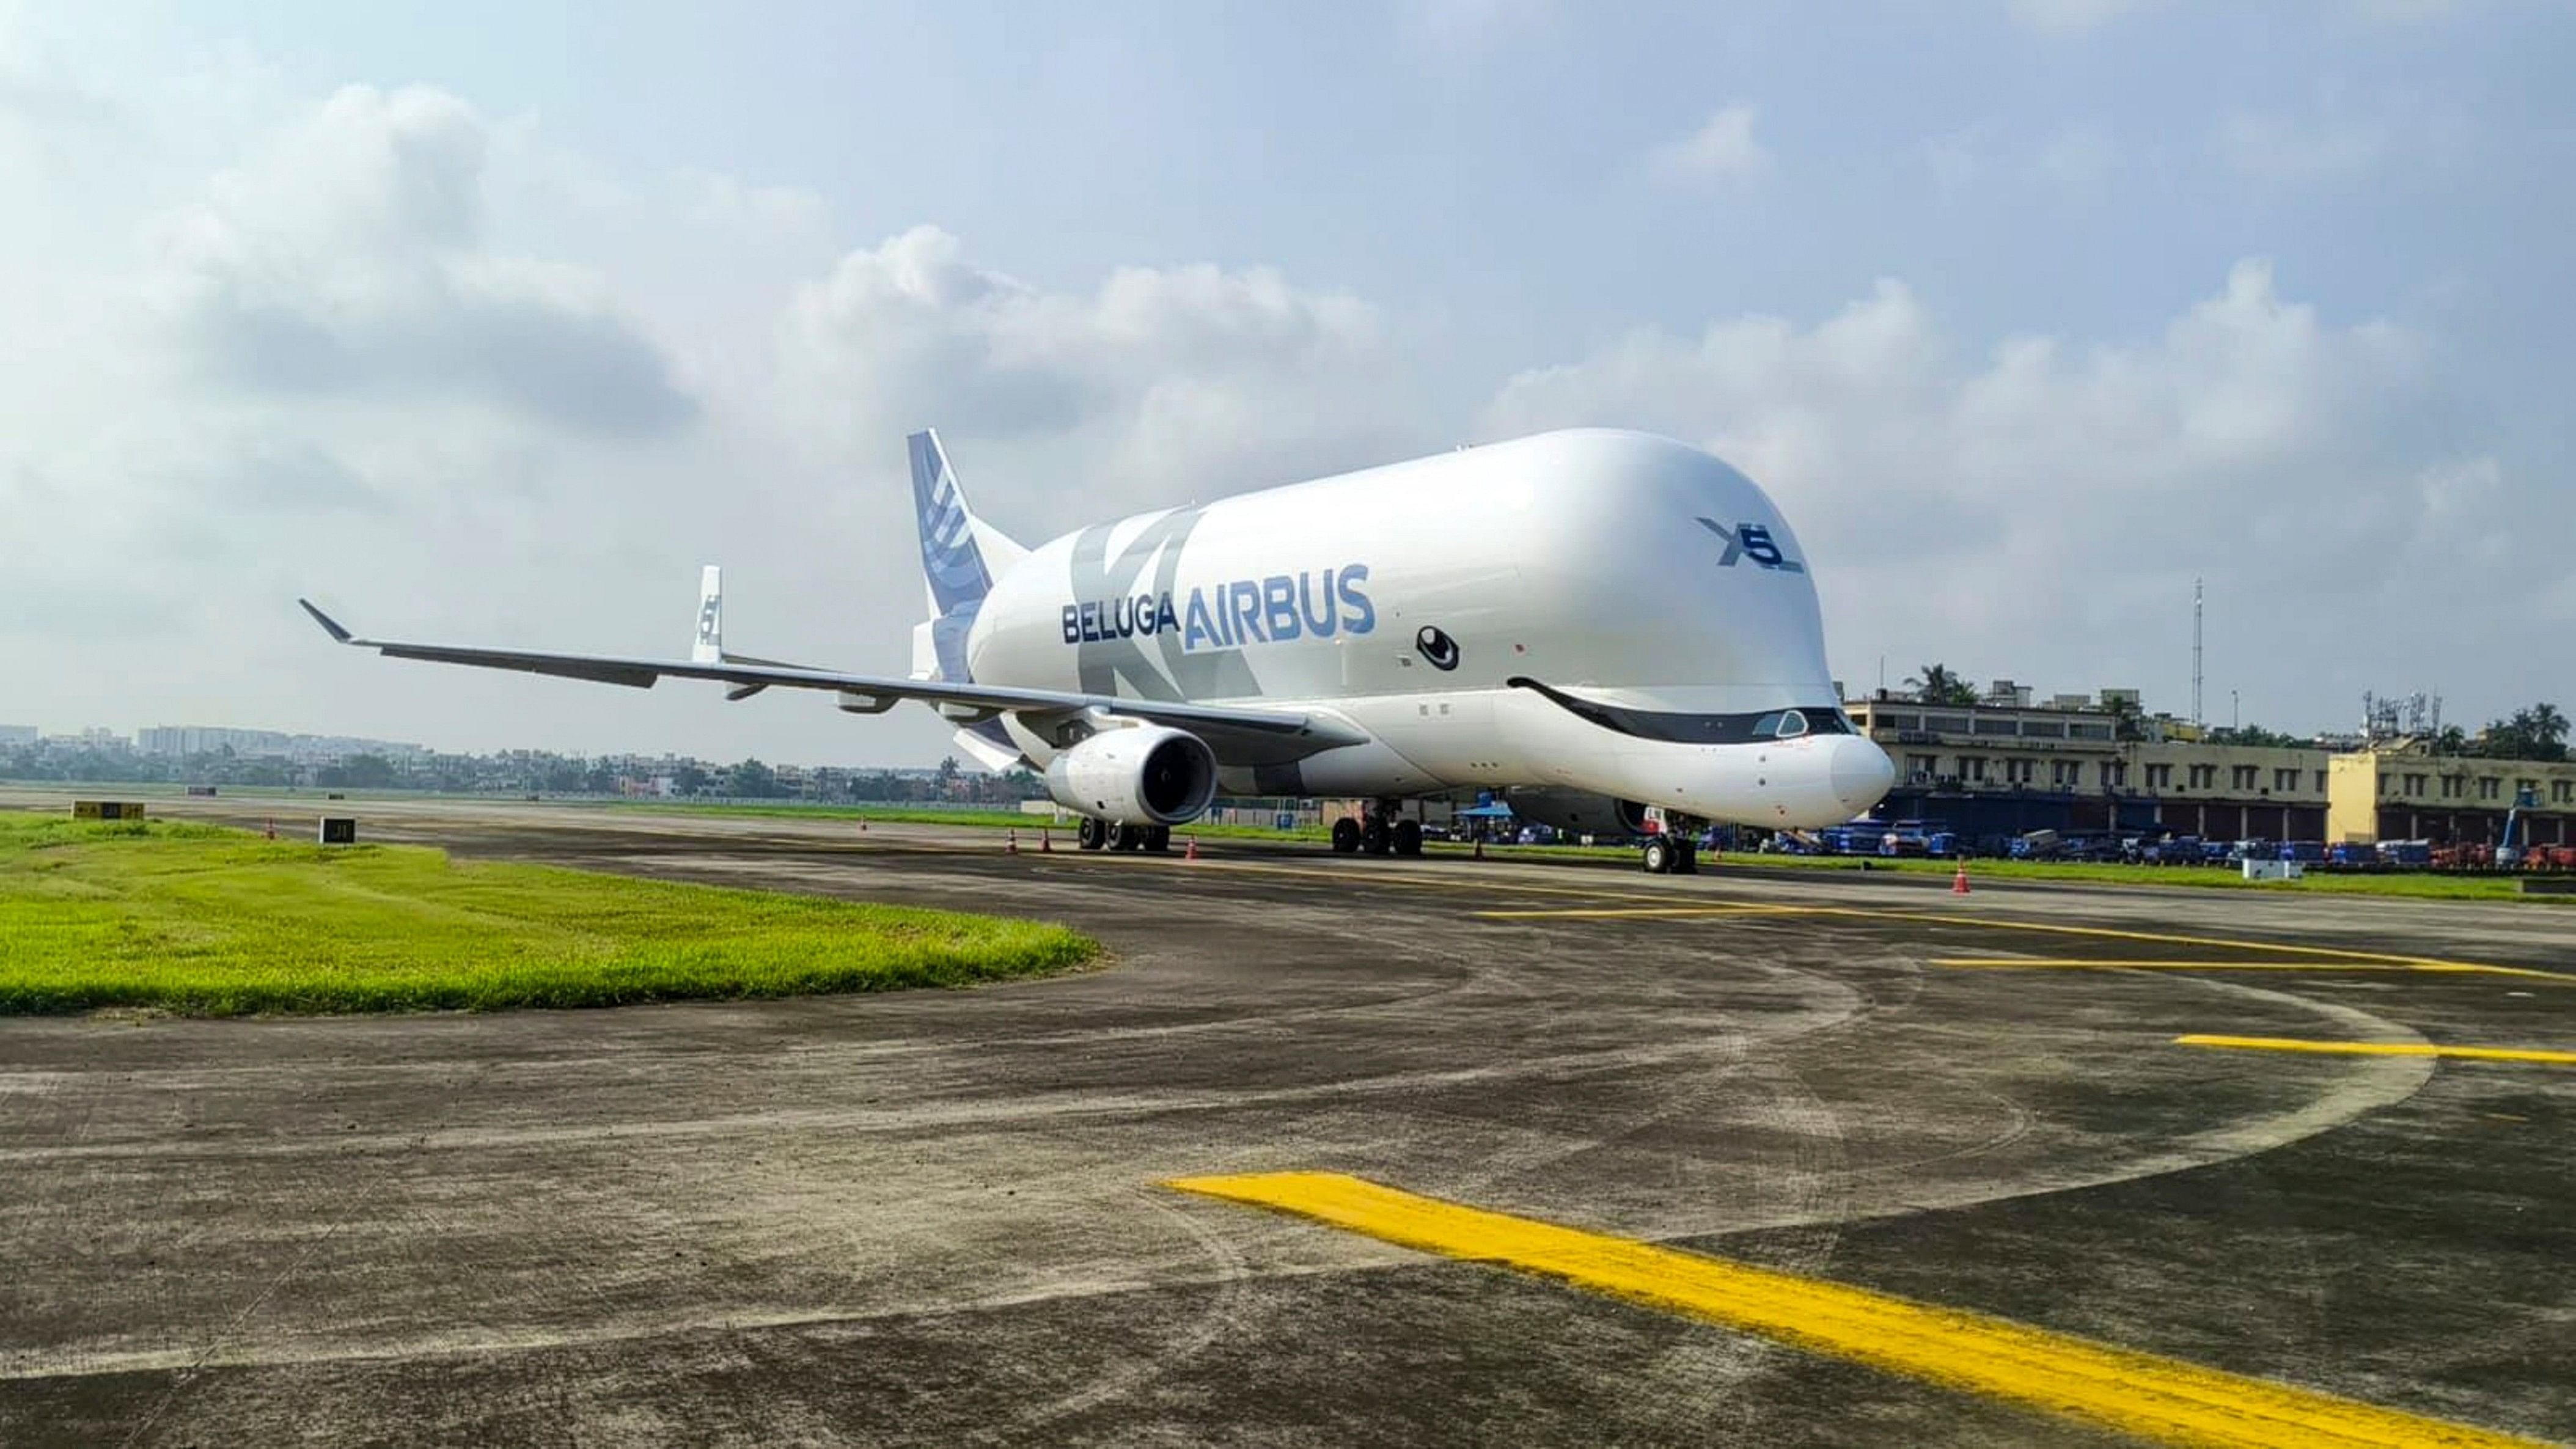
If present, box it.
[1844,689,2576,848]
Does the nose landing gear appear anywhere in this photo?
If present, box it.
[1642,823,1702,875]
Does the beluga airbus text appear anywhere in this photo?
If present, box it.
[300,428,1895,873]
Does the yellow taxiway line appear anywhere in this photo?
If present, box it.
[1472,902,2567,980]
[1932,957,2571,981]
[2176,1035,2576,1066]
[1170,1171,2547,1449]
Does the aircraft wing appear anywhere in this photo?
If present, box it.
[298,601,1367,760]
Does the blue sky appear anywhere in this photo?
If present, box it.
[3,1,2568,761]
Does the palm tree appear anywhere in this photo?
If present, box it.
[2528,702,2569,759]
[1904,664,1977,706]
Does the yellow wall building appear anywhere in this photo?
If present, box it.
[1844,695,2574,846]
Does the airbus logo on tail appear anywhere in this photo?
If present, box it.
[1697,518,1804,574]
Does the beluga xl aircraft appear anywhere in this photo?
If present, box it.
[302,428,1894,874]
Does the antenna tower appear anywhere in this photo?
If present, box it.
[2192,578,2203,727]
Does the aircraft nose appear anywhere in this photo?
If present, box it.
[1830,735,1896,813]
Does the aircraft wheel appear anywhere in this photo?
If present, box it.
[1673,840,1698,875]
[1393,819,1423,857]
[1642,837,1674,875]
[1362,818,1393,856]
[1145,826,1172,853]
[1078,817,1107,851]
[1114,823,1147,851]
[1330,818,1362,854]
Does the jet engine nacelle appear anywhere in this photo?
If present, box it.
[1043,724,1220,826]
[1502,787,1649,838]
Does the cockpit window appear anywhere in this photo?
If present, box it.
[1508,678,1852,745]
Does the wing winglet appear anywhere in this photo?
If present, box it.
[299,599,354,644]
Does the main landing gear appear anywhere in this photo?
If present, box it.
[1076,817,1170,853]
[1329,800,1423,858]
[1641,831,1700,875]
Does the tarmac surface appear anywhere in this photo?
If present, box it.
[2,792,2572,1447]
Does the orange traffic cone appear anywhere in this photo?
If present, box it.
[1185,836,1200,861]
[1951,861,1970,895]
[1007,829,1019,854]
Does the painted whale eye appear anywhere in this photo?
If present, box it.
[1415,626,1461,671]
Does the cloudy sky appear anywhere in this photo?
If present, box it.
[4,0,2569,764]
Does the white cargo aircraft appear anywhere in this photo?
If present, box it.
[302,428,1893,873]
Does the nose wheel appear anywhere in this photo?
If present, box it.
[1642,834,1700,875]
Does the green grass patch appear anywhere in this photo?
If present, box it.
[0,814,1097,1016]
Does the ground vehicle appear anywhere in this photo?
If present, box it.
[1819,822,1890,856]
[1877,819,1949,857]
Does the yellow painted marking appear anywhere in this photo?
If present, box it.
[2177,1035,2576,1066]
[1933,958,2570,981]
[1480,900,2567,980]
[1171,1172,2542,1448]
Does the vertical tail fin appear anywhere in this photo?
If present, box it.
[906,429,1026,683]
[905,430,1029,769]
[692,565,724,664]
[909,430,1027,619]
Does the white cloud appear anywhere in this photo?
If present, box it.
[1647,104,1771,188]
[1480,261,2559,718]
[146,85,696,435]
[774,225,1421,533]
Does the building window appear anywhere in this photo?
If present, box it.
[2314,770,2327,793]
[2440,776,2462,799]
[1960,756,1987,782]
[2231,765,2259,791]
[2557,781,2574,804]
[2478,777,2500,801]
[1906,754,1936,782]
[2145,763,2173,790]
[2189,764,2216,790]
[2069,722,2113,740]
[2054,760,2082,787]
[1975,717,2019,736]
[2101,761,2127,788]
[1926,714,1970,734]
[1885,713,1922,732]
[2404,774,2426,797]
[2023,719,2067,739]
[2273,768,2299,793]
[2005,758,2035,784]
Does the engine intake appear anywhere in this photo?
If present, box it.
[1043,725,1220,826]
